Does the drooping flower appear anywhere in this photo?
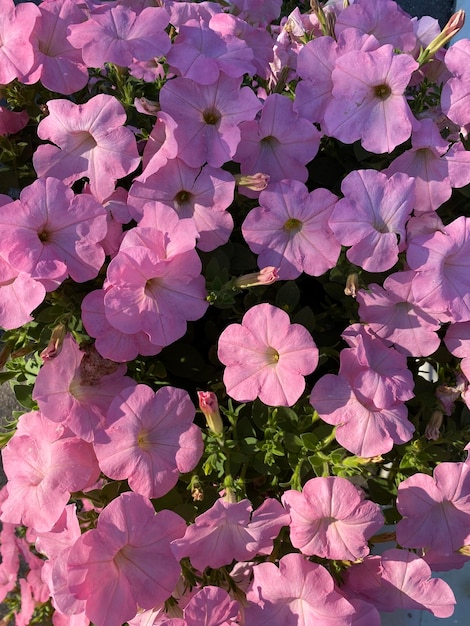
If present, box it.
[218,303,318,407]
[94,384,203,499]
[282,476,383,560]
[171,497,290,571]
[33,95,140,202]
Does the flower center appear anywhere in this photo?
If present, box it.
[137,430,152,451]
[174,189,192,206]
[374,83,391,99]
[203,108,221,125]
[266,346,280,364]
[261,135,280,148]
[72,130,98,153]
[283,218,303,233]
[144,277,162,298]
[38,230,49,243]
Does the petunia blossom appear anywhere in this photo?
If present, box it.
[244,553,356,626]
[282,476,383,560]
[218,303,318,407]
[0,0,40,84]
[67,3,171,68]
[67,492,186,626]
[323,45,418,154]
[329,169,415,272]
[171,497,290,571]
[396,461,470,555]
[159,74,262,168]
[242,179,340,279]
[33,94,140,202]
[343,548,455,617]
[0,411,100,532]
[93,384,203,499]
[0,177,107,291]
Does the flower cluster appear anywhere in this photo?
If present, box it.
[0,0,470,624]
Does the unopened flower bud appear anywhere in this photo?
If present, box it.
[235,173,270,192]
[424,409,444,441]
[134,97,160,116]
[197,391,224,435]
[40,323,67,360]
[418,10,465,65]
[344,272,359,298]
[234,267,280,289]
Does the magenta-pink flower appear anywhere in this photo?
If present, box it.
[329,169,415,272]
[323,45,418,153]
[67,492,186,626]
[33,94,140,202]
[67,4,170,68]
[396,461,470,555]
[242,180,340,279]
[282,476,383,560]
[171,497,290,571]
[244,553,355,626]
[343,548,455,617]
[93,384,203,499]
[0,177,107,291]
[218,303,318,407]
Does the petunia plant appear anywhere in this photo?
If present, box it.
[1,0,470,624]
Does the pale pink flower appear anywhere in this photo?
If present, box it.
[67,492,186,626]
[33,95,140,202]
[0,0,40,84]
[282,476,383,560]
[94,384,203,499]
[171,497,290,571]
[218,303,318,407]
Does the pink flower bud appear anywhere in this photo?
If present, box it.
[235,173,270,191]
[40,324,67,360]
[197,391,224,435]
[418,10,465,64]
[234,267,280,289]
[424,409,444,441]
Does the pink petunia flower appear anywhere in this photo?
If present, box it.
[242,179,340,279]
[159,74,262,168]
[0,411,100,532]
[329,169,415,272]
[0,0,40,84]
[23,0,89,95]
[0,177,107,292]
[323,44,418,154]
[407,216,470,322]
[396,461,470,555]
[234,94,321,186]
[93,384,203,499]
[32,334,136,442]
[171,497,290,571]
[0,256,46,330]
[67,3,171,68]
[33,94,140,202]
[67,492,186,626]
[343,548,455,618]
[282,476,383,560]
[218,303,318,407]
[244,553,356,625]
